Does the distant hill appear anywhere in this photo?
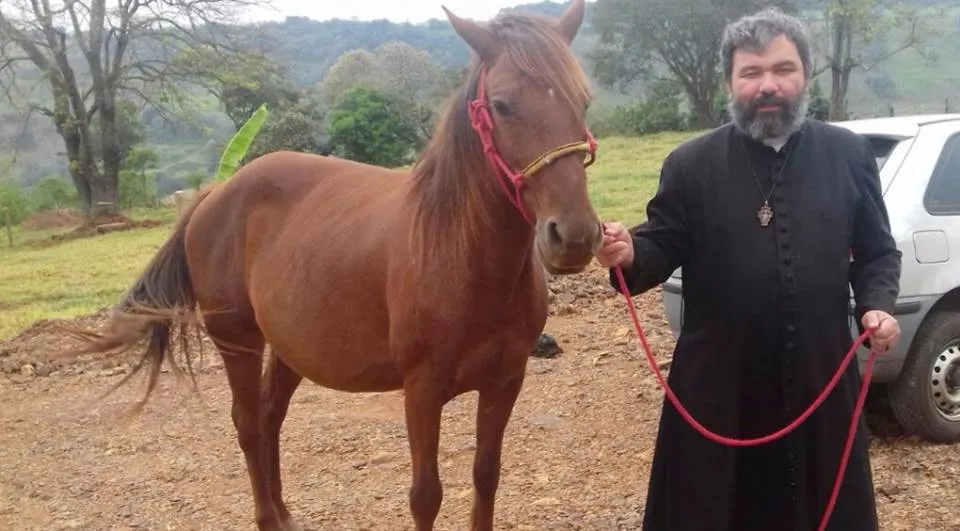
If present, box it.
[0,0,957,192]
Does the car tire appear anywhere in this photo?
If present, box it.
[888,310,960,443]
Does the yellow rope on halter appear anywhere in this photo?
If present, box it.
[520,140,596,177]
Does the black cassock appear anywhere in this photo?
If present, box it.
[611,119,902,531]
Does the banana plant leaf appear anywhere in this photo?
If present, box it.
[215,103,269,181]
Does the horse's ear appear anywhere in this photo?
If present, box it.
[442,6,499,60]
[557,0,586,44]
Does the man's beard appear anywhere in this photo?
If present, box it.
[728,86,809,141]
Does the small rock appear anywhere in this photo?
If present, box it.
[97,366,125,377]
[530,364,553,375]
[532,497,560,505]
[530,414,562,429]
[367,451,398,466]
[878,483,904,497]
[531,333,563,359]
[20,364,35,377]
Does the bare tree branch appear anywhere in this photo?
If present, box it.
[0,0,274,215]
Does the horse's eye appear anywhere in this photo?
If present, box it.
[491,99,512,117]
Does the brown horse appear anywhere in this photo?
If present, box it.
[61,1,601,529]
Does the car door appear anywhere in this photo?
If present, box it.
[889,120,960,302]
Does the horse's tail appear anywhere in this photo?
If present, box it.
[60,186,216,410]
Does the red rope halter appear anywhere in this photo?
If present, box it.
[467,67,597,223]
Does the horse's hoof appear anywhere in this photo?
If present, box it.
[282,518,303,531]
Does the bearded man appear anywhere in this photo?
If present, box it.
[595,7,902,531]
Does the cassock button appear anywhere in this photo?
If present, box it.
[785,272,794,282]
[786,341,795,349]
[787,324,797,333]
[783,257,792,265]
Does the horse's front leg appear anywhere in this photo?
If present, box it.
[470,370,526,531]
[403,371,445,531]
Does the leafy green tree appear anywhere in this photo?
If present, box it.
[30,176,78,211]
[807,78,832,120]
[178,48,329,165]
[0,183,29,224]
[122,146,159,207]
[319,42,452,142]
[327,86,420,167]
[246,98,329,161]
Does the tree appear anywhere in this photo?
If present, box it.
[0,0,268,219]
[174,45,300,131]
[89,98,145,164]
[809,0,941,120]
[121,146,158,207]
[327,86,420,167]
[807,78,831,120]
[589,0,795,129]
[31,175,78,210]
[175,45,328,163]
[245,98,328,161]
[318,42,453,141]
[318,49,378,107]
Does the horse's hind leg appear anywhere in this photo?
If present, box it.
[261,351,303,530]
[469,373,526,531]
[205,317,286,531]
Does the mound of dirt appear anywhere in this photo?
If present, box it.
[0,309,121,377]
[20,209,85,230]
[0,309,201,379]
[26,214,166,248]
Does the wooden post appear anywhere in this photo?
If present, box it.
[3,207,12,248]
[174,190,185,219]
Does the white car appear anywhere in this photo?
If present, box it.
[661,113,960,443]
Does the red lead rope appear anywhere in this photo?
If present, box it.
[612,266,880,531]
[465,64,879,531]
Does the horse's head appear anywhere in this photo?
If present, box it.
[443,0,602,275]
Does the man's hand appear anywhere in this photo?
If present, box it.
[595,222,635,268]
[862,310,900,352]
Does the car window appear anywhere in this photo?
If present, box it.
[923,133,960,215]
[863,135,901,170]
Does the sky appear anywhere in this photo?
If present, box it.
[240,0,567,24]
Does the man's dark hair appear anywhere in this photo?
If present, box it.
[719,7,813,81]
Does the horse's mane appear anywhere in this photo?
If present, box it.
[408,11,592,263]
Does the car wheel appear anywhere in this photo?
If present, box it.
[889,310,960,443]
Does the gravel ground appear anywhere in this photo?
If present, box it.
[1,264,958,530]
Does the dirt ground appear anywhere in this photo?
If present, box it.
[1,264,959,530]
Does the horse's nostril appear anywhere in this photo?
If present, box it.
[547,220,564,247]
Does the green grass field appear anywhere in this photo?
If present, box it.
[0,132,700,341]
